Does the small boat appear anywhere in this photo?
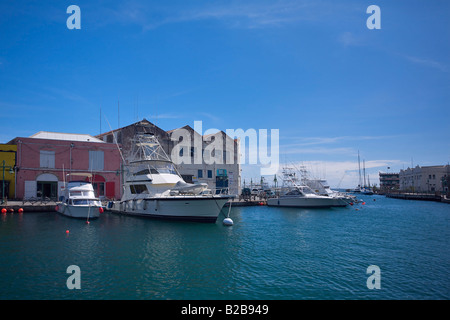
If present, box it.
[57,179,103,219]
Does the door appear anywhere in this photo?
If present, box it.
[37,181,57,200]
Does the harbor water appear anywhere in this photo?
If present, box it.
[0,195,449,300]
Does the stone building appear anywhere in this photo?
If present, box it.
[399,165,450,193]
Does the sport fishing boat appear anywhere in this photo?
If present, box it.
[108,133,232,222]
[304,178,357,204]
[267,167,348,208]
[56,178,103,219]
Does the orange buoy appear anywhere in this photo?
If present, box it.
[98,207,104,213]
[66,230,70,234]
[362,202,366,205]
[18,208,23,213]
[9,208,14,213]
[1,208,6,214]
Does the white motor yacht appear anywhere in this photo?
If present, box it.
[267,167,348,208]
[108,133,232,222]
[57,180,103,219]
[267,185,348,207]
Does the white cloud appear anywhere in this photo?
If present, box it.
[404,55,448,72]
[337,32,360,47]
[98,0,333,31]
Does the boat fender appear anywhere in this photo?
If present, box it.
[223,217,233,226]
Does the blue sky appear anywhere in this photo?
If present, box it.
[1,0,449,187]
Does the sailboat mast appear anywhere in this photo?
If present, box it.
[363,160,366,188]
[358,151,362,188]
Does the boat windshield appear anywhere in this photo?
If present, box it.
[285,189,301,196]
[152,162,177,174]
[300,186,316,195]
[71,199,101,206]
[129,161,179,176]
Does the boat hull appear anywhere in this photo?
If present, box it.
[108,196,230,223]
[57,203,101,219]
[267,196,347,208]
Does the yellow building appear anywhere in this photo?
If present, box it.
[0,144,17,201]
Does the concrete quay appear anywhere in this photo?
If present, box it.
[225,198,267,207]
[0,200,57,212]
[385,192,443,202]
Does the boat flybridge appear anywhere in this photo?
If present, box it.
[108,133,232,222]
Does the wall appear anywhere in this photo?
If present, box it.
[10,137,122,200]
[0,144,17,200]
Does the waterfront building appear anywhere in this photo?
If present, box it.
[399,165,450,193]
[0,144,17,200]
[8,132,122,200]
[378,172,400,192]
[96,119,241,195]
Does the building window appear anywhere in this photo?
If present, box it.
[40,150,55,168]
[198,170,203,178]
[207,170,212,178]
[89,150,104,171]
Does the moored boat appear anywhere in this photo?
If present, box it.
[108,133,232,222]
[57,179,103,219]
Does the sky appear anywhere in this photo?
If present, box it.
[0,0,449,188]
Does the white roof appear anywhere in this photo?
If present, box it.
[30,131,104,143]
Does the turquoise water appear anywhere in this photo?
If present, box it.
[0,195,449,300]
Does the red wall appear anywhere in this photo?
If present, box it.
[12,137,122,200]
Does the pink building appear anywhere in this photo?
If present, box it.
[9,131,122,200]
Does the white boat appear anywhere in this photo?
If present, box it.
[305,178,357,204]
[108,133,232,223]
[267,185,348,207]
[267,167,348,208]
[57,180,103,219]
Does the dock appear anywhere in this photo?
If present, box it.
[225,198,267,207]
[0,200,58,212]
[386,193,442,202]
